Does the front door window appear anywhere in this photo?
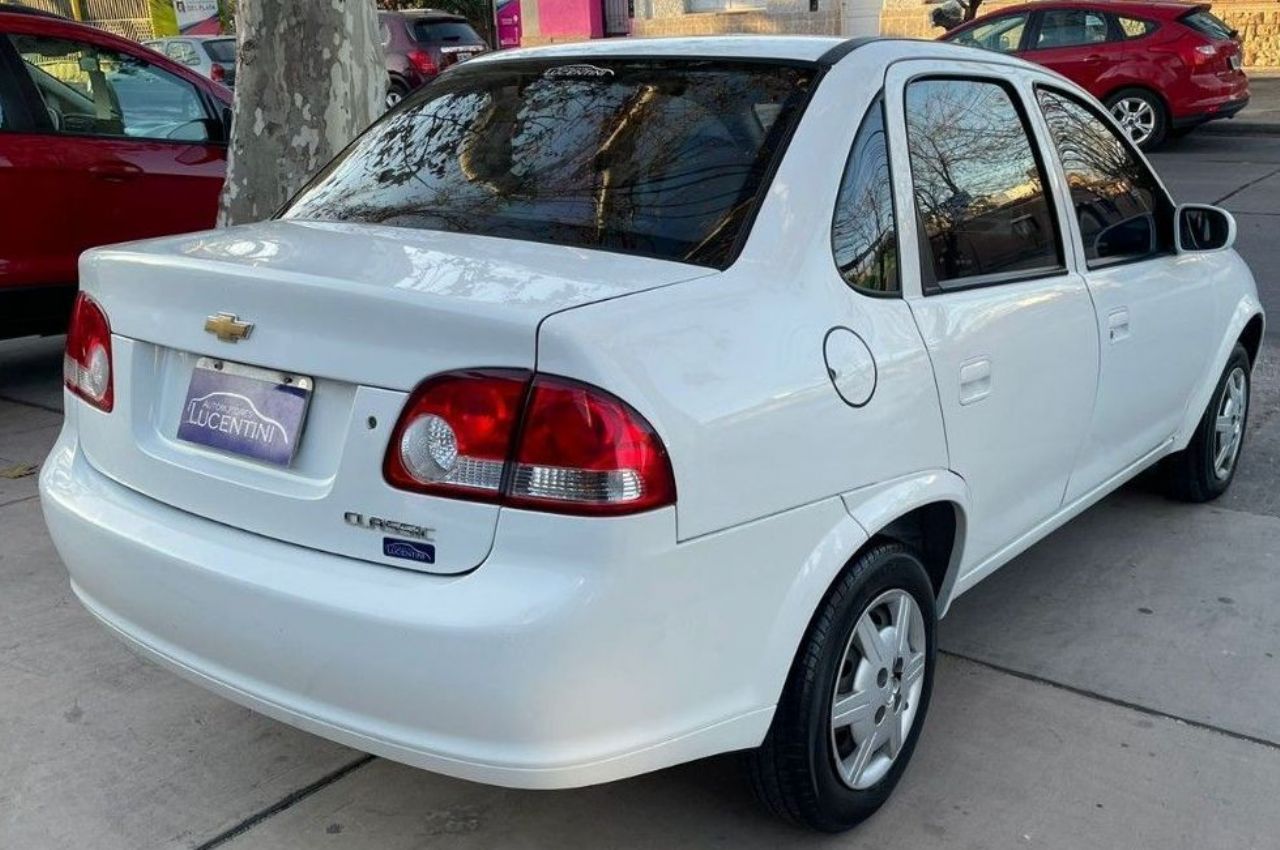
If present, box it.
[8,33,211,142]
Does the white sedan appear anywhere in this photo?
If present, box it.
[41,36,1263,831]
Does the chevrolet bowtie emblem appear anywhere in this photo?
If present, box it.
[204,312,254,343]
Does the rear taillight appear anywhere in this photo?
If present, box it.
[384,370,676,516]
[210,63,225,83]
[384,370,528,502]
[63,292,113,412]
[1192,43,1218,66]
[407,49,437,76]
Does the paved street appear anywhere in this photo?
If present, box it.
[2,131,1279,849]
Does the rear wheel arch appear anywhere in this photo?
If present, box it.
[1239,314,1264,367]
[868,501,965,613]
[1101,82,1168,113]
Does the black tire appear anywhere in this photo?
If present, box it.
[1163,343,1251,502]
[745,541,937,832]
[385,78,409,110]
[1105,88,1168,150]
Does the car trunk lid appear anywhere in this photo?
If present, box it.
[77,220,710,574]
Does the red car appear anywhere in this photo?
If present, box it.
[942,1,1249,149]
[0,7,231,339]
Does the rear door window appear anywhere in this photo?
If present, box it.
[283,59,818,269]
[904,78,1063,289]
[1116,16,1157,38]
[171,42,201,65]
[1032,9,1112,49]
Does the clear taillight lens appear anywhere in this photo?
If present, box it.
[63,292,114,412]
[383,370,676,516]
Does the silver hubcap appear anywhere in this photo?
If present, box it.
[830,589,927,790]
[1213,367,1247,480]
[1111,97,1156,145]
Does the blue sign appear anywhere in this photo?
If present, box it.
[383,538,436,564]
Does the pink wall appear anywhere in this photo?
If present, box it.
[536,0,603,38]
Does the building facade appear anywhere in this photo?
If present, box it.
[518,0,1280,70]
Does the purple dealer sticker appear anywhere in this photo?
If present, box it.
[177,363,311,467]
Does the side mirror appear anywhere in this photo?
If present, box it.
[1176,204,1235,253]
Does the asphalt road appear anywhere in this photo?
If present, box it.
[2,131,1278,849]
[1149,133,1280,337]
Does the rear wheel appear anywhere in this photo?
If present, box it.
[745,541,936,832]
[385,78,409,110]
[1163,343,1251,502]
[1106,88,1167,150]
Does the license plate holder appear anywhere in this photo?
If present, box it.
[1230,54,1242,70]
[177,358,313,467]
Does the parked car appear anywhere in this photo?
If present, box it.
[378,8,486,108]
[144,35,237,88]
[941,1,1250,148]
[41,37,1263,832]
[0,6,231,339]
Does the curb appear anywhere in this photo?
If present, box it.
[1198,121,1280,136]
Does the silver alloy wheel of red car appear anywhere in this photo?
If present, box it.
[1110,96,1158,146]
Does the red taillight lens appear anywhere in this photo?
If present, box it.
[63,292,114,412]
[407,49,437,76]
[383,371,676,516]
[210,63,225,82]
[508,377,676,515]
[383,370,529,502]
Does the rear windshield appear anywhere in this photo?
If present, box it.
[412,20,485,44]
[203,38,235,63]
[1180,9,1235,40]
[282,59,818,268]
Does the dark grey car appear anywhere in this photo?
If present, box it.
[378,10,486,108]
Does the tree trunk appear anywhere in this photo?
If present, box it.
[218,0,385,226]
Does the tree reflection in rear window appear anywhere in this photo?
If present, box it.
[281,59,817,268]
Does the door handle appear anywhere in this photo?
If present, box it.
[958,358,992,406]
[1107,307,1130,343]
[1084,54,1105,63]
[89,162,142,182]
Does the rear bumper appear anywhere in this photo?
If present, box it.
[39,416,849,787]
[1171,73,1250,127]
[1172,94,1250,128]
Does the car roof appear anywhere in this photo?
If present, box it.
[959,0,1204,23]
[474,35,850,65]
[381,9,468,21]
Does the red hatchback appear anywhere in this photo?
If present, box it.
[0,8,231,339]
[942,1,1249,149]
